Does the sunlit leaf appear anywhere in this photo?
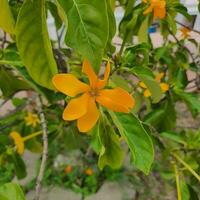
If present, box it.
[16,0,58,89]
[109,111,154,174]
[0,183,25,200]
[0,0,15,34]
[57,0,109,72]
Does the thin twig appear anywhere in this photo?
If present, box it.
[176,20,200,35]
[0,32,7,49]
[167,27,196,64]
[34,95,48,200]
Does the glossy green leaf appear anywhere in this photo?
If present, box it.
[57,0,109,72]
[0,67,31,97]
[98,116,124,170]
[16,0,58,89]
[109,111,154,174]
[0,183,25,200]
[0,0,15,34]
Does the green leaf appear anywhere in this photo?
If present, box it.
[144,98,176,131]
[0,0,15,34]
[98,116,124,170]
[109,111,154,174]
[131,66,163,103]
[0,67,31,97]
[16,0,58,89]
[161,132,186,145]
[46,2,63,30]
[175,90,200,117]
[110,74,131,92]
[8,153,27,179]
[0,183,25,200]
[188,185,199,200]
[138,17,149,43]
[106,0,116,53]
[166,14,177,34]
[0,49,23,67]
[57,0,109,72]
[26,138,43,153]
[180,181,190,200]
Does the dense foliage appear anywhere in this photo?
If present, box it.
[0,0,200,199]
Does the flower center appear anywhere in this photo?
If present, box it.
[89,88,100,98]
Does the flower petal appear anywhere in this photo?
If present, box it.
[97,62,111,89]
[139,81,147,89]
[52,74,89,97]
[154,7,166,19]
[144,89,151,97]
[82,60,98,87]
[155,72,164,82]
[77,97,99,132]
[96,88,135,113]
[160,83,169,92]
[63,93,89,121]
[10,131,24,155]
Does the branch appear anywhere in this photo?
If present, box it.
[167,28,196,64]
[34,95,48,200]
[176,20,200,35]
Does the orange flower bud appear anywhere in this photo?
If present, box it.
[64,165,73,174]
[85,168,94,176]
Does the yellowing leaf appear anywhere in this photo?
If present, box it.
[0,0,15,34]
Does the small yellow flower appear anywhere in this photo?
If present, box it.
[52,60,135,132]
[139,72,169,97]
[85,168,94,176]
[64,165,73,174]
[155,72,164,82]
[143,0,166,19]
[160,83,169,92]
[10,131,24,155]
[180,27,191,38]
[24,112,40,127]
[10,131,42,155]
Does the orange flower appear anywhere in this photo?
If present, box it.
[180,27,191,38]
[85,168,94,176]
[64,165,73,174]
[139,72,169,97]
[52,60,135,132]
[143,0,166,19]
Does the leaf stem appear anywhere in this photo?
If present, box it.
[172,152,200,182]
[23,131,42,142]
[173,164,182,200]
